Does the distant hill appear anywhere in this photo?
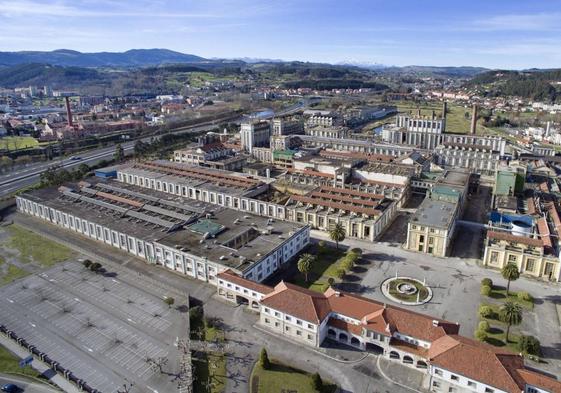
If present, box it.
[378,65,488,78]
[466,69,561,102]
[0,63,102,87]
[0,49,207,67]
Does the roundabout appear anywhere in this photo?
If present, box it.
[381,277,432,305]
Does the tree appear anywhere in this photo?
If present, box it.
[259,348,270,370]
[90,262,102,273]
[480,285,492,296]
[82,259,93,268]
[329,222,345,249]
[297,254,315,282]
[474,329,488,342]
[499,301,522,342]
[518,335,541,356]
[501,263,520,296]
[114,143,125,163]
[311,372,323,391]
[164,297,175,308]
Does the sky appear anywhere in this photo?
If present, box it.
[1,0,561,69]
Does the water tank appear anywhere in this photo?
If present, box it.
[511,220,532,237]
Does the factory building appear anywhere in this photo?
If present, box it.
[16,179,309,285]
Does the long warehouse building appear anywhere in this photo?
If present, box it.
[16,179,310,285]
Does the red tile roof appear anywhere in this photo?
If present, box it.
[428,335,525,393]
[217,270,274,295]
[260,282,331,324]
[517,369,561,392]
[487,230,543,247]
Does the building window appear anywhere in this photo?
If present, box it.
[308,334,313,340]
[450,375,459,381]
[432,381,441,388]
[484,389,494,393]
[285,326,290,332]
[296,330,302,336]
[434,369,443,376]
[508,254,517,263]
[265,318,270,324]
[490,251,499,264]
[526,258,535,272]
[467,381,476,388]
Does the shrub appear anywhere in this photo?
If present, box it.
[350,248,362,256]
[518,335,541,356]
[311,372,323,391]
[335,269,346,279]
[327,277,335,286]
[478,305,495,319]
[474,329,488,342]
[517,291,533,303]
[480,285,492,296]
[89,262,102,272]
[82,259,92,268]
[478,321,490,332]
[189,306,203,321]
[341,258,354,272]
[259,348,270,370]
[346,252,359,263]
[481,278,493,288]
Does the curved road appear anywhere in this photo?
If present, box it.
[0,374,60,393]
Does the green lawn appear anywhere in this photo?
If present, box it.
[0,136,39,150]
[6,225,74,267]
[391,102,495,135]
[0,344,40,378]
[487,287,534,310]
[192,352,226,393]
[251,361,337,393]
[290,245,344,292]
[479,302,525,353]
[1,265,30,285]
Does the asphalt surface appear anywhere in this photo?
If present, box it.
[0,374,59,393]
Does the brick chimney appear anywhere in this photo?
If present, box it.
[65,96,73,128]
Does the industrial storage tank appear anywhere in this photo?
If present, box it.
[511,220,533,237]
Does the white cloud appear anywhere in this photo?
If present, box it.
[471,12,561,31]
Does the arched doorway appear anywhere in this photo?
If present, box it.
[235,295,249,306]
[416,361,428,369]
[327,329,336,338]
[350,337,360,346]
[365,342,384,354]
[403,356,414,364]
[389,351,400,359]
[339,332,348,342]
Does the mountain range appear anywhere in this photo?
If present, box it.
[0,49,206,68]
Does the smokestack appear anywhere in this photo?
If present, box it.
[417,108,421,117]
[470,104,478,135]
[442,101,447,119]
[546,121,551,137]
[65,96,73,128]
[431,110,436,120]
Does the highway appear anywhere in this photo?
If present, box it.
[0,374,60,393]
[0,122,220,198]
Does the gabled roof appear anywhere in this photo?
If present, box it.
[260,282,331,324]
[487,230,543,248]
[428,335,525,393]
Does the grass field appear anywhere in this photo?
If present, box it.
[6,225,74,267]
[0,136,39,150]
[251,361,336,393]
[487,287,534,310]
[0,344,41,378]
[0,265,30,286]
[391,101,496,135]
[290,244,344,292]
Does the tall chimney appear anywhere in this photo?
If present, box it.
[470,104,478,135]
[417,108,421,117]
[65,96,73,128]
[442,101,447,119]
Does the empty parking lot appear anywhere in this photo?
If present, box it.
[0,261,188,393]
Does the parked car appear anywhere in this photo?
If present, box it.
[1,384,20,393]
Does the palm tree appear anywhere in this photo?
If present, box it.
[501,263,520,296]
[329,222,346,249]
[297,253,315,282]
[499,301,522,342]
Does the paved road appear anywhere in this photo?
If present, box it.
[0,374,60,393]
